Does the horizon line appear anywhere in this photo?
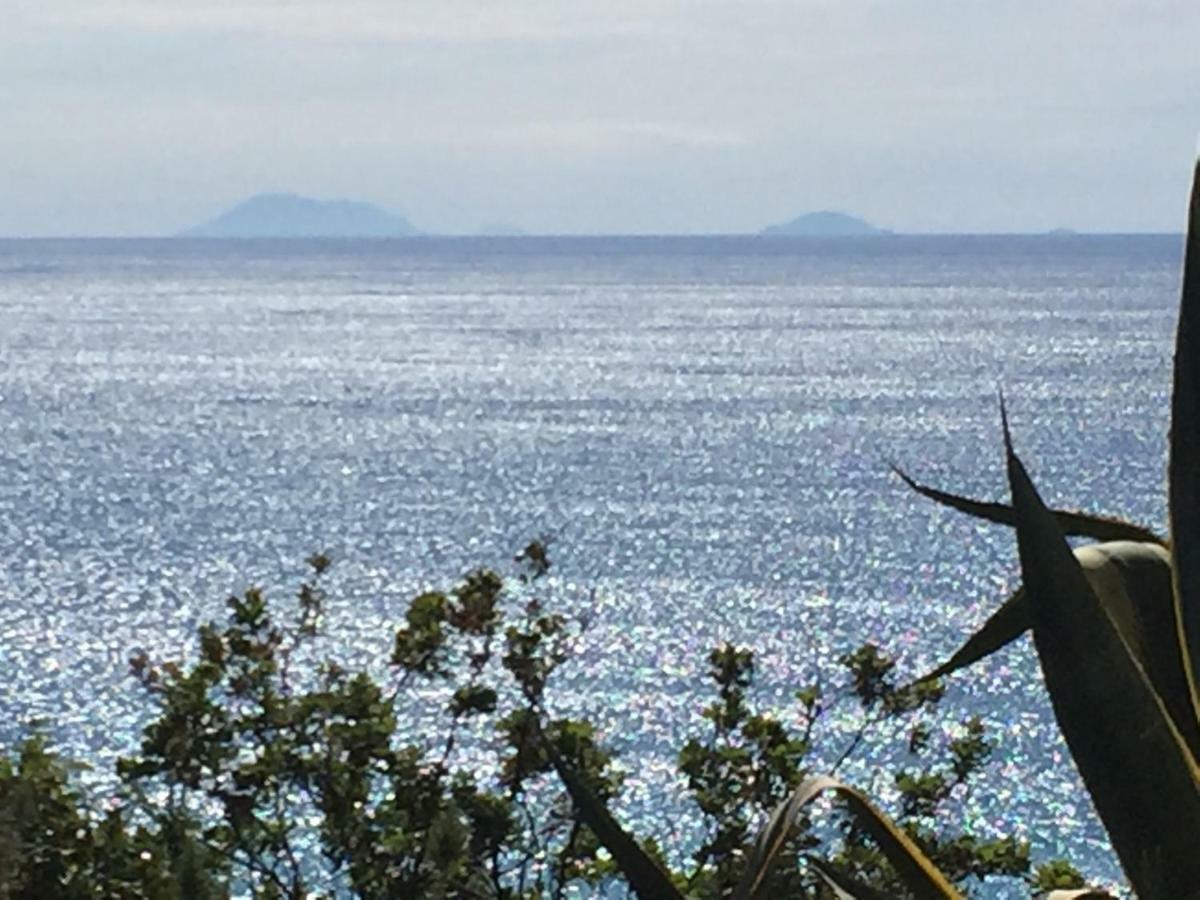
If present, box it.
[0,230,1186,241]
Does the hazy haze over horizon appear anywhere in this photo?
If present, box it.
[4,0,1199,237]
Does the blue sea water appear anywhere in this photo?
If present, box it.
[0,234,1185,894]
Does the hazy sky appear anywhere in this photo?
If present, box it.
[4,0,1199,236]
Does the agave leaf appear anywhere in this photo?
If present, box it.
[892,465,1162,544]
[733,774,960,900]
[1004,412,1200,897]
[806,856,893,899]
[1083,541,1200,758]
[914,540,1200,758]
[1169,156,1200,731]
[916,584,1028,683]
[547,750,683,900]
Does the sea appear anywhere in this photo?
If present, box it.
[0,234,1185,895]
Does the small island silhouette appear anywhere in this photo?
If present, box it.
[759,210,887,236]
[182,193,419,238]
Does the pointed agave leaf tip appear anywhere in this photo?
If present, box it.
[907,586,1029,685]
[890,463,1163,544]
[888,462,924,494]
[999,391,1013,457]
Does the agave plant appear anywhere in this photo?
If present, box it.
[885,156,1200,898]
[548,160,1200,900]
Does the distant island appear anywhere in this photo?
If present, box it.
[759,210,887,237]
[182,193,420,238]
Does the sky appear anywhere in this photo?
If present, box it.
[3,0,1199,236]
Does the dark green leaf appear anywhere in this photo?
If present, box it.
[547,749,683,900]
[1169,156,1200,733]
[891,464,1162,544]
[1004,410,1200,897]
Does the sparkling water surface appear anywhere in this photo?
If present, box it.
[0,235,1184,895]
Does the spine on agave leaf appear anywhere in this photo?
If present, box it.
[1168,156,1200,739]
[1003,406,1200,897]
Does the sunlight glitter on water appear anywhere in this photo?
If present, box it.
[0,234,1183,894]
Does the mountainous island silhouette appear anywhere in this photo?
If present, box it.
[183,193,419,238]
[759,210,887,236]
[183,194,889,238]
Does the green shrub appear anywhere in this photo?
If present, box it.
[0,543,1078,897]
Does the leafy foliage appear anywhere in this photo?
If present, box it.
[0,733,225,898]
[0,541,1077,897]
